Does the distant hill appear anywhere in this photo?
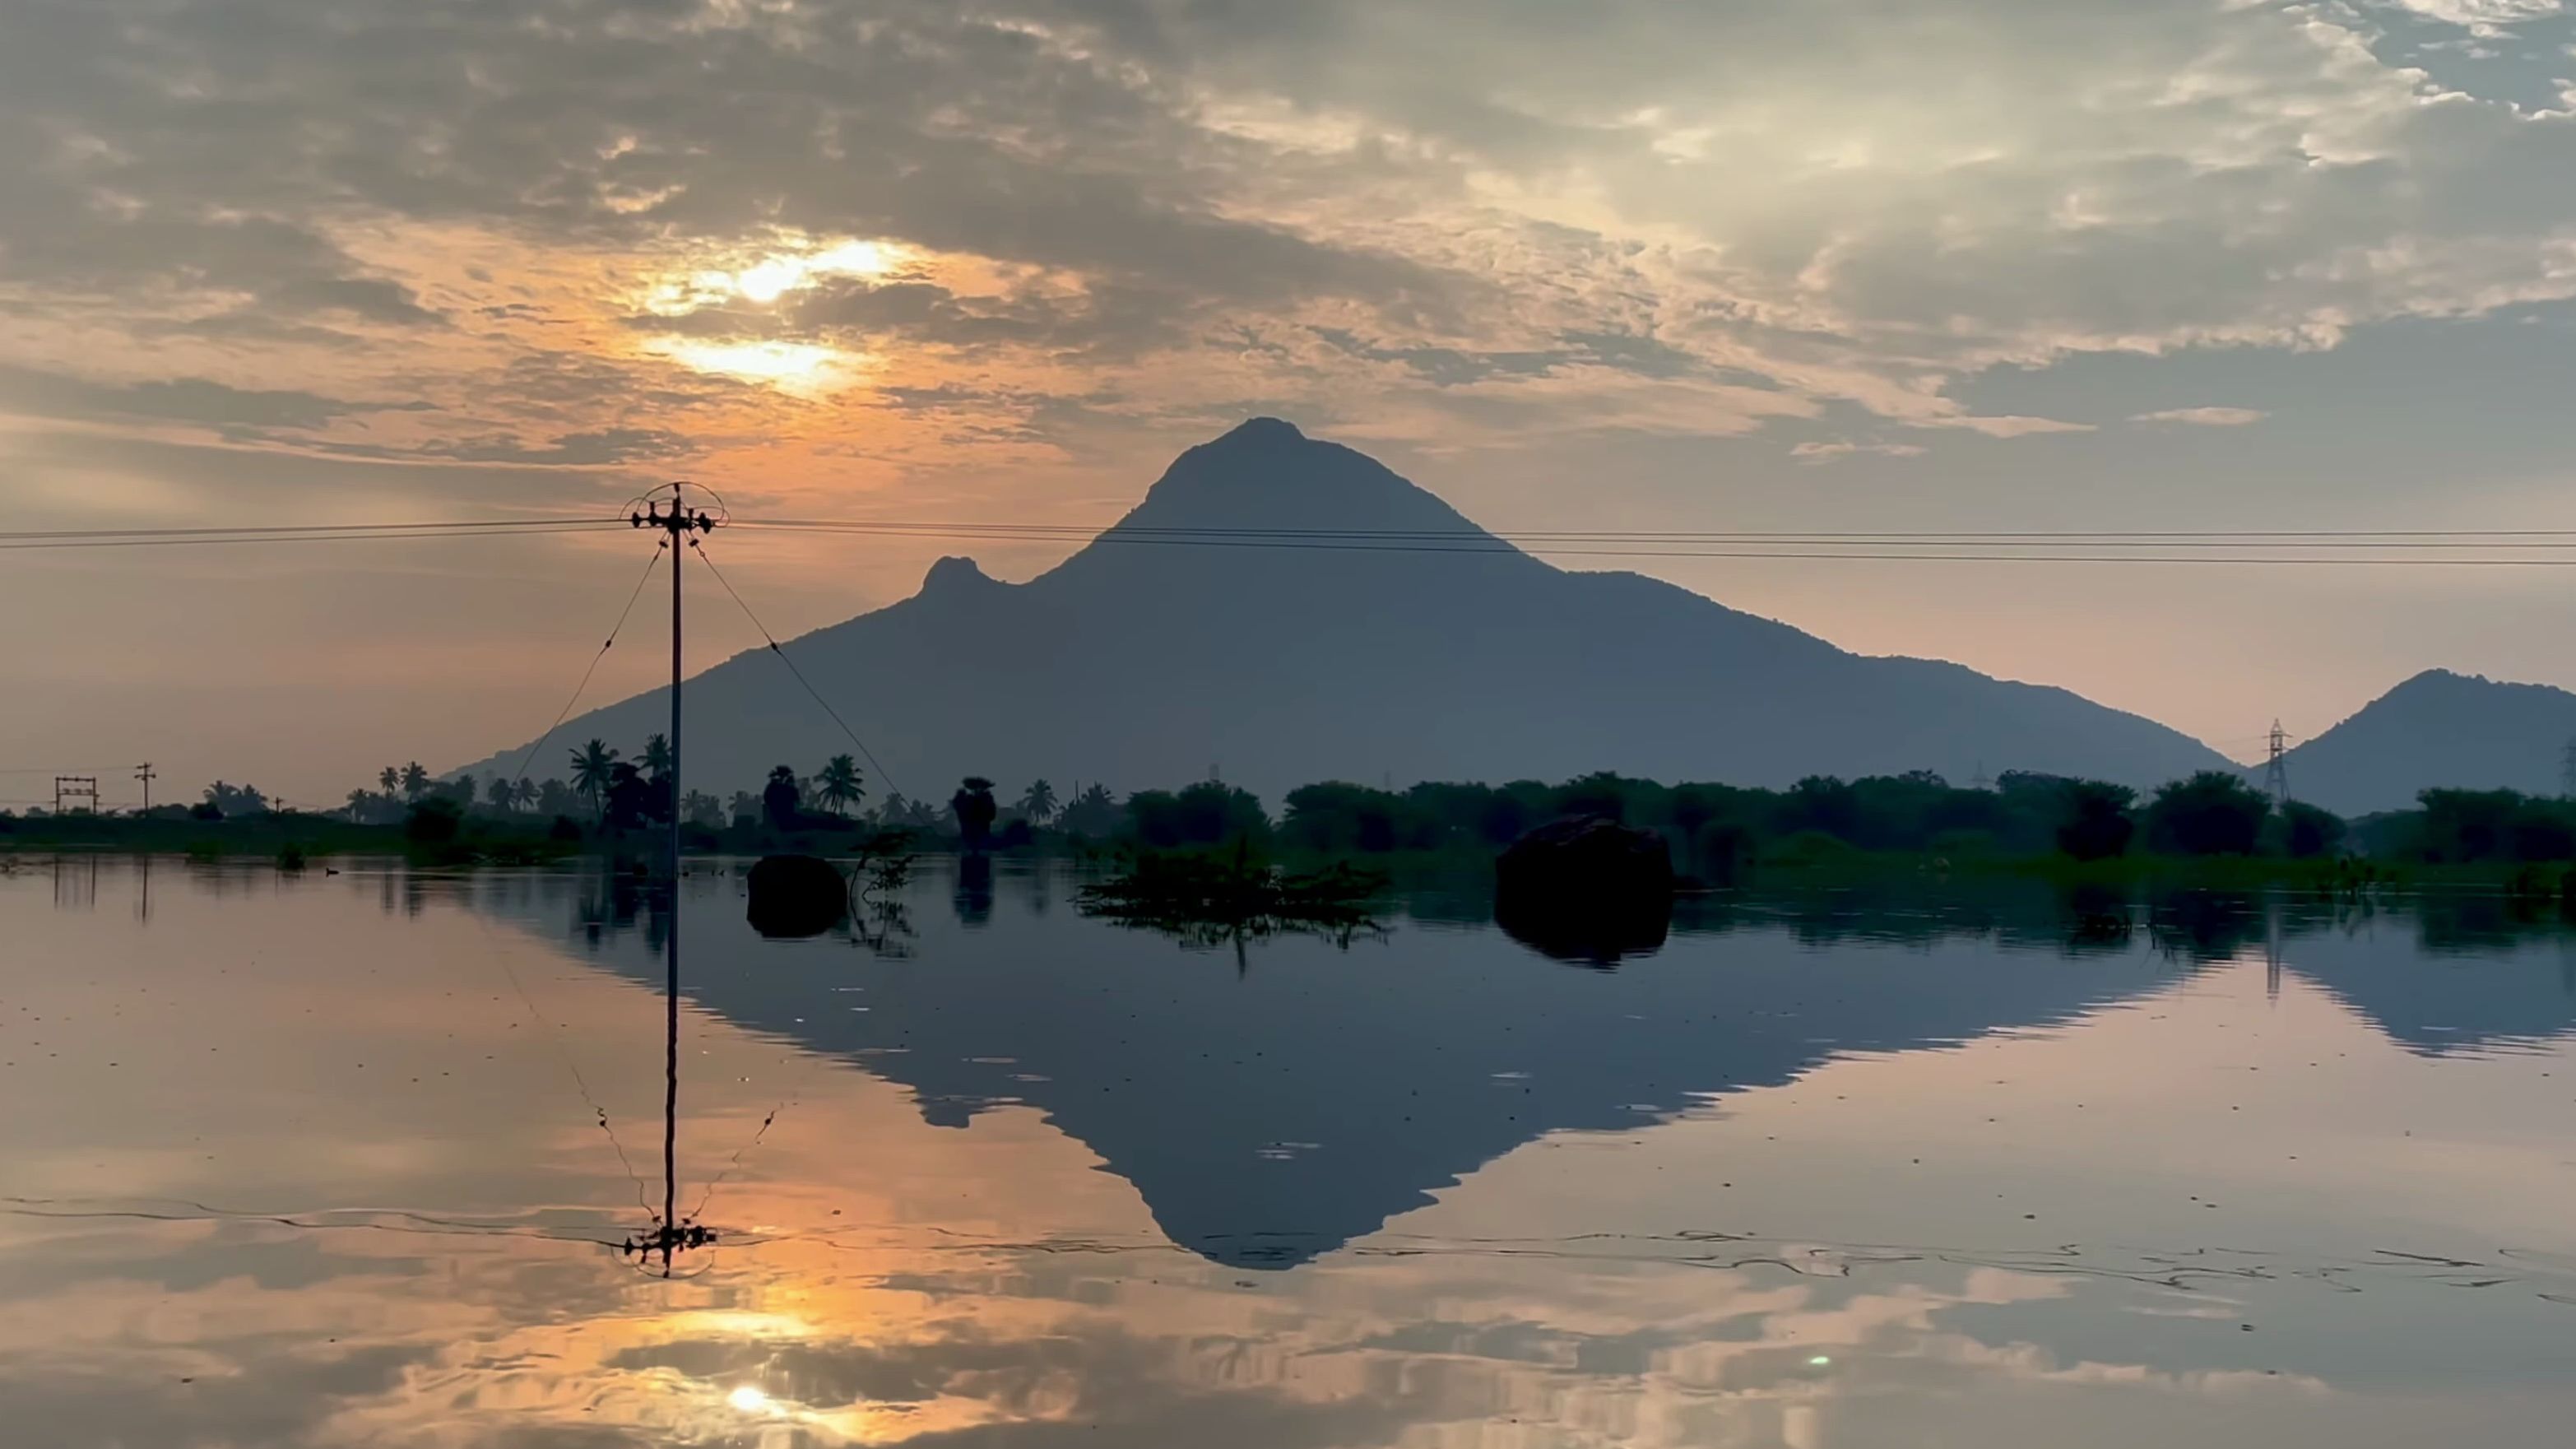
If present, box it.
[2267,670,2576,816]
[457,418,2232,801]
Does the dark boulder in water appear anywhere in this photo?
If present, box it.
[1494,816,1674,965]
[1497,815,1673,903]
[746,854,849,939]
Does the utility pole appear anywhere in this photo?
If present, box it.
[2263,720,2291,807]
[628,484,718,1275]
[134,762,155,814]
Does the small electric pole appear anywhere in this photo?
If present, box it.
[2263,720,2291,806]
[626,484,719,1275]
[134,762,155,813]
[53,776,99,815]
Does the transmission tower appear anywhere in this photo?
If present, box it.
[2263,720,2291,806]
[1969,759,1993,792]
[53,776,100,815]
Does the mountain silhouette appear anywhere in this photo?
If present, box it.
[460,419,2232,797]
[2266,670,2576,815]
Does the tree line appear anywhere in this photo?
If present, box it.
[297,749,2576,871]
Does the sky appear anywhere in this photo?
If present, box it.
[7,0,2576,806]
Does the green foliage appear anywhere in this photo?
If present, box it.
[1016,778,1058,823]
[817,755,864,815]
[201,781,268,816]
[2282,800,2346,859]
[1125,782,1270,849]
[569,741,619,820]
[2055,781,2137,862]
[1056,783,1121,838]
[404,798,465,843]
[2144,772,2271,857]
[2411,789,2576,863]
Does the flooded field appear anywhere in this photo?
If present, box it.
[5,855,2575,1447]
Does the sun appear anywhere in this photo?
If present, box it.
[635,235,909,318]
[649,339,848,385]
[717,237,905,304]
[726,1385,774,1414]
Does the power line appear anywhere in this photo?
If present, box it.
[0,523,629,553]
[499,541,668,790]
[688,536,904,801]
[0,516,626,541]
[17,509,2576,563]
[731,523,2576,566]
[735,517,2576,541]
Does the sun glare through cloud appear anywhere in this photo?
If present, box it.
[639,236,910,316]
[647,338,852,385]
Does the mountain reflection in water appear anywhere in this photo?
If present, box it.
[4,856,2576,1448]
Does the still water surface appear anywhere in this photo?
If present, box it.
[6,856,2576,1446]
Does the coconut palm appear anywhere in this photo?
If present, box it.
[643,733,673,780]
[1016,778,1058,824]
[817,755,864,816]
[569,740,620,820]
[762,764,802,829]
[378,765,401,795]
[400,761,430,801]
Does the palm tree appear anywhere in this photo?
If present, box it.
[1016,778,1058,824]
[643,733,672,780]
[762,764,801,829]
[818,755,864,816]
[378,765,400,795]
[400,761,429,801]
[569,740,619,820]
[486,775,519,812]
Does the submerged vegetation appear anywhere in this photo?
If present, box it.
[1077,842,1387,948]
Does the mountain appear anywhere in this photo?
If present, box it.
[2267,670,2576,816]
[459,418,2232,800]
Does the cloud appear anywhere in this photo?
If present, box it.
[2,0,2576,480]
[1791,441,1930,463]
[2377,0,2566,31]
[0,363,431,433]
[2131,406,2272,427]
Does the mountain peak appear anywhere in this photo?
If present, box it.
[919,555,998,595]
[1213,416,1307,448]
[1116,418,1488,539]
